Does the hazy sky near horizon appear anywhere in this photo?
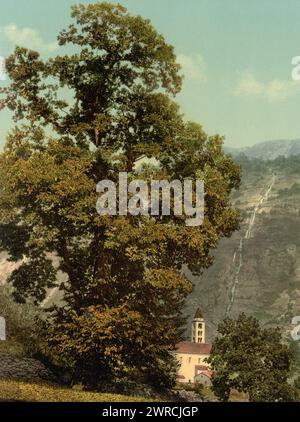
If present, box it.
[1,0,300,149]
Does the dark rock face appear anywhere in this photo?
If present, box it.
[0,353,56,382]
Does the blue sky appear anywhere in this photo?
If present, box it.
[1,0,300,149]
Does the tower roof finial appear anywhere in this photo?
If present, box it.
[194,307,204,319]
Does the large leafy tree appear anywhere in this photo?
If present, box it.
[0,2,240,387]
[207,314,298,402]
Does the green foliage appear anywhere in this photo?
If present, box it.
[289,340,300,376]
[294,376,300,390]
[0,286,40,356]
[0,2,241,388]
[207,313,299,402]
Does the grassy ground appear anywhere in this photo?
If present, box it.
[0,379,152,402]
[0,379,253,402]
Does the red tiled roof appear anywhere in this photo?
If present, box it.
[177,375,186,380]
[195,365,209,370]
[196,370,212,379]
[195,365,213,378]
[175,341,211,355]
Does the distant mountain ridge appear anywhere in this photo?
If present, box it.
[225,139,300,161]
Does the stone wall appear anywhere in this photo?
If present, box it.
[0,353,56,382]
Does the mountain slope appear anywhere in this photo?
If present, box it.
[226,139,300,160]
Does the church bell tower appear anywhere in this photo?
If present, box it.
[191,307,205,343]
